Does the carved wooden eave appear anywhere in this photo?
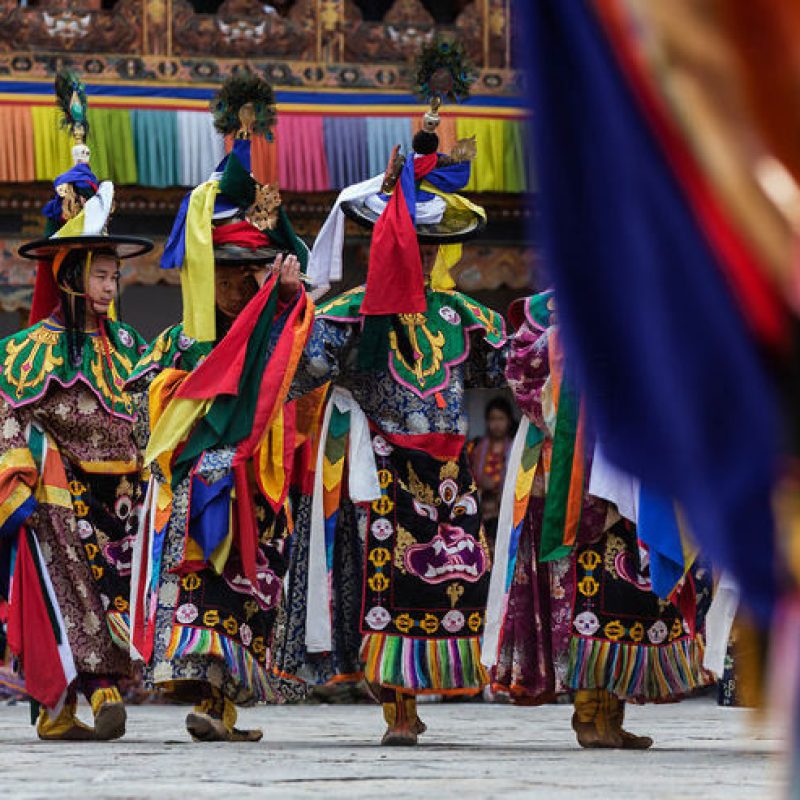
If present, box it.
[0,0,518,74]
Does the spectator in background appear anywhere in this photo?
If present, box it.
[468,397,516,546]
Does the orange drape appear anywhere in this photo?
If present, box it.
[224,133,278,186]
[0,106,35,182]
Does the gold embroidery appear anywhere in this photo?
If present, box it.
[371,495,395,515]
[393,525,416,572]
[468,612,483,632]
[446,583,464,608]
[407,463,435,506]
[578,550,602,571]
[252,636,267,658]
[368,547,391,568]
[222,615,239,636]
[419,613,439,634]
[390,315,446,388]
[378,469,393,489]
[89,337,134,413]
[316,287,362,316]
[368,573,389,592]
[203,609,220,627]
[181,573,202,591]
[603,534,625,579]
[604,620,626,641]
[439,460,458,481]
[395,613,414,634]
[134,331,174,373]
[114,596,129,613]
[4,327,64,399]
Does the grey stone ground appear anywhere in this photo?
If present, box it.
[0,696,783,800]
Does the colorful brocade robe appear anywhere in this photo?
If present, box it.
[275,286,508,696]
[0,317,147,709]
[127,284,315,704]
[485,294,712,703]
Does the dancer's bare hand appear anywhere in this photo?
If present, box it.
[274,253,302,300]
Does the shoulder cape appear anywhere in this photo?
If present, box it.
[0,317,147,420]
[317,287,506,398]
[127,323,212,385]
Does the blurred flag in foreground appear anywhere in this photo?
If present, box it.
[518,0,800,625]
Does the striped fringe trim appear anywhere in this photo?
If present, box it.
[165,624,272,702]
[361,634,488,694]
[567,634,711,702]
[107,611,131,651]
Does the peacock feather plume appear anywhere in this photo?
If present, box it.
[414,36,477,105]
[55,69,89,142]
[211,73,277,140]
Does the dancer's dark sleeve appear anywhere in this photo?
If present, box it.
[464,331,509,390]
[288,317,357,400]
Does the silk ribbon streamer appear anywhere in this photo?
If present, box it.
[306,388,381,652]
[481,416,532,668]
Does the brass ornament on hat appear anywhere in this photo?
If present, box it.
[422,95,442,133]
[56,183,83,221]
[236,101,256,140]
[449,135,477,163]
[246,182,282,231]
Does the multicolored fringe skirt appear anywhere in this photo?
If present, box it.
[494,505,712,703]
[144,477,291,705]
[360,429,491,694]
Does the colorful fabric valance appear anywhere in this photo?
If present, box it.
[2,99,531,193]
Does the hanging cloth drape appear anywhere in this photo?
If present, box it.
[503,119,528,193]
[32,107,72,181]
[131,110,179,188]
[250,133,279,185]
[456,117,507,192]
[277,114,330,191]
[10,102,529,192]
[323,116,369,189]
[177,111,225,187]
[434,114,458,155]
[86,109,138,185]
[365,117,413,175]
[0,106,35,182]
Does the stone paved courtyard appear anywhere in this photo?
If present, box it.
[0,696,783,799]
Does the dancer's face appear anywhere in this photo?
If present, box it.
[419,244,439,276]
[85,254,120,316]
[215,266,259,319]
[487,408,512,440]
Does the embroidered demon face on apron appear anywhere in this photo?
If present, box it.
[362,430,491,640]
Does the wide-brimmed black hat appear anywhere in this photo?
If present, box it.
[19,234,154,262]
[340,198,485,244]
[212,242,282,267]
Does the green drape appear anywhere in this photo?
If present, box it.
[86,108,138,185]
[131,110,179,188]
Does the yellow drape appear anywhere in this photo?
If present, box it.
[32,107,72,181]
[53,210,86,238]
[182,181,220,343]
[455,118,507,192]
[420,183,487,291]
[144,368,212,472]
